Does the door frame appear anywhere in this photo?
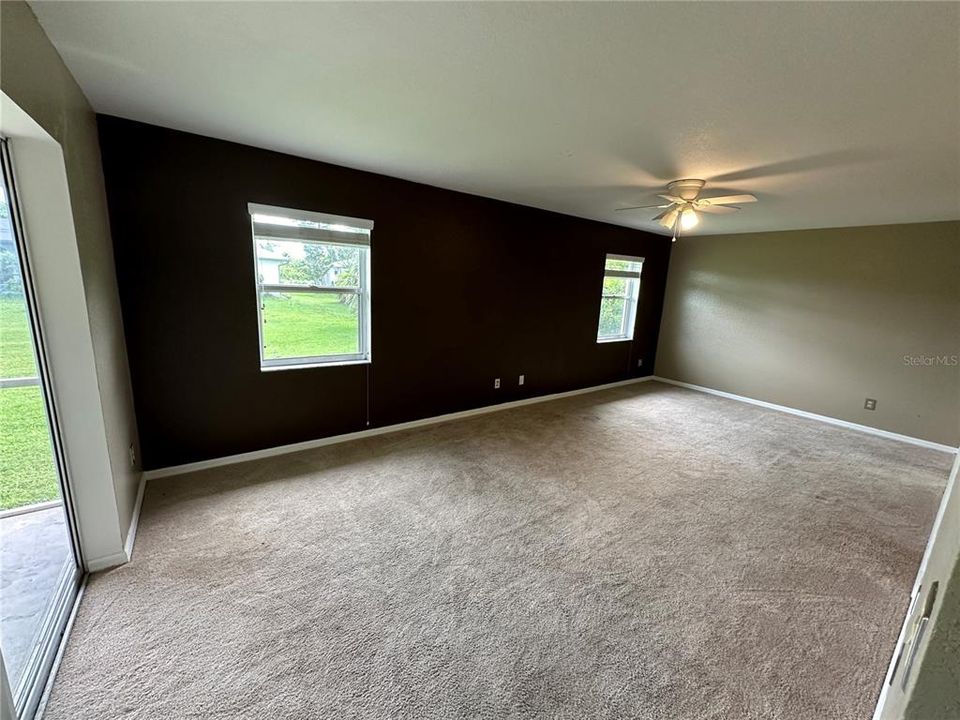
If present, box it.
[0,93,127,569]
[1,128,85,720]
[1,91,133,718]
[1,137,83,568]
[872,452,960,719]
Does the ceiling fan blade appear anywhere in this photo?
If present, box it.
[658,208,680,228]
[700,194,757,206]
[615,204,671,212]
[658,194,684,203]
[697,204,740,214]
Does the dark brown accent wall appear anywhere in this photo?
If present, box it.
[98,116,671,470]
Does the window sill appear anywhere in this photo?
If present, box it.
[596,336,634,344]
[260,358,371,372]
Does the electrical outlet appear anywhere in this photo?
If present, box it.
[518,374,525,386]
[494,378,500,389]
[128,443,137,469]
[637,359,643,367]
[864,398,877,411]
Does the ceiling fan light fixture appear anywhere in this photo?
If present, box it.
[615,179,757,240]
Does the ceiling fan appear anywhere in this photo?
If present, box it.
[616,179,757,241]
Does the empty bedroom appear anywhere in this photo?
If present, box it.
[0,2,958,719]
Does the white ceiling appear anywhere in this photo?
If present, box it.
[30,1,960,236]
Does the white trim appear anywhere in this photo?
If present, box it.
[258,283,361,295]
[123,473,146,562]
[597,253,642,343]
[143,377,655,481]
[15,560,80,718]
[872,452,960,719]
[85,551,128,573]
[260,358,371,372]
[2,92,126,570]
[652,376,958,454]
[253,224,372,373]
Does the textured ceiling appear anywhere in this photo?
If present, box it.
[30,1,960,236]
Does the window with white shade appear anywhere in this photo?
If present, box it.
[597,253,643,342]
[248,203,372,369]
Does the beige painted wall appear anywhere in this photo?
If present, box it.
[656,221,960,447]
[1,1,142,541]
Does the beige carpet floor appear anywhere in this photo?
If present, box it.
[42,382,951,720]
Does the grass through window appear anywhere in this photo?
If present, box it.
[0,294,36,378]
[261,293,360,360]
[0,385,58,510]
[0,296,60,510]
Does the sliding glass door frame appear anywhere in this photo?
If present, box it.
[1,137,84,719]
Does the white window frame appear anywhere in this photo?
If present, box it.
[248,203,373,370]
[596,253,644,343]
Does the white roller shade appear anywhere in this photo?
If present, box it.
[248,202,373,246]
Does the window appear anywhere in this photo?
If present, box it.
[248,203,373,369]
[597,253,643,342]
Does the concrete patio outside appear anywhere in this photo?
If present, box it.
[0,502,74,692]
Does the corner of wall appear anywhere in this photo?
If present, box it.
[1,0,144,565]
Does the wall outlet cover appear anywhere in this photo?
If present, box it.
[864,398,877,411]
[494,378,500,389]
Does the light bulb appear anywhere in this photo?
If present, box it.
[680,208,699,230]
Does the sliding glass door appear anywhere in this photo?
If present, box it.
[0,139,82,718]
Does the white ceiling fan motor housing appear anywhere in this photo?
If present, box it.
[667,178,706,202]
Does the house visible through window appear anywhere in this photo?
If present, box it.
[597,253,643,342]
[248,203,373,369]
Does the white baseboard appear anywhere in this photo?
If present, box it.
[143,376,655,481]
[85,551,128,573]
[652,376,958,454]
[123,473,146,562]
[81,474,144,573]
